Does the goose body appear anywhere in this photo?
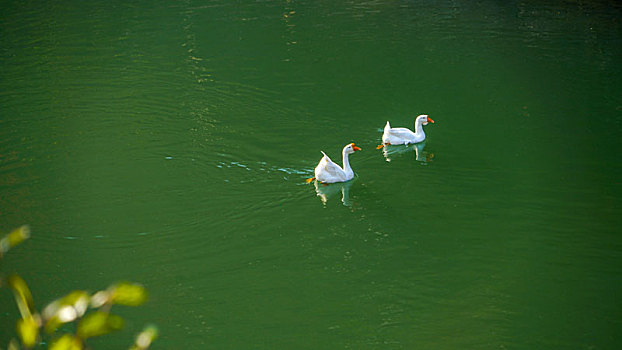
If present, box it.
[379,115,434,147]
[307,143,361,184]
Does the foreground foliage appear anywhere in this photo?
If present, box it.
[1,225,158,350]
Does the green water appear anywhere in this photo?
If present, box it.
[2,0,621,348]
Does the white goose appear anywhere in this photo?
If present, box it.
[306,143,361,184]
[377,114,434,148]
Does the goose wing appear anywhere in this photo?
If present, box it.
[315,152,346,182]
[384,121,392,133]
[385,126,416,143]
[386,127,415,138]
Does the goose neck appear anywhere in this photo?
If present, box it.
[414,120,425,136]
[342,150,352,174]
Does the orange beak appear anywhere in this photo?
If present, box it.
[427,117,435,123]
[352,144,362,151]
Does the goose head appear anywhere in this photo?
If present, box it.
[416,114,435,126]
[343,143,362,154]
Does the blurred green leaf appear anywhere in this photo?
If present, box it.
[44,315,64,335]
[129,324,158,350]
[76,311,124,339]
[0,225,30,257]
[43,290,90,319]
[90,290,111,308]
[43,290,90,334]
[8,338,21,350]
[59,290,90,310]
[7,274,36,319]
[110,282,148,306]
[49,334,83,350]
[16,316,39,348]
[1,227,157,348]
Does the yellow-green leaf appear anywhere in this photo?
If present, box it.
[44,315,64,334]
[90,290,111,308]
[8,274,35,319]
[8,338,21,350]
[130,324,159,350]
[60,290,89,305]
[43,290,90,328]
[7,225,30,247]
[76,311,123,339]
[0,225,30,256]
[49,334,83,350]
[16,317,39,347]
[110,282,148,306]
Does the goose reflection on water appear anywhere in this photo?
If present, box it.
[382,142,434,163]
[313,178,355,206]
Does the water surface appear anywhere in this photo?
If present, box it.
[1,0,621,349]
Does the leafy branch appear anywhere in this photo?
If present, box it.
[1,225,158,350]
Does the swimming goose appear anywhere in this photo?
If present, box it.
[306,143,361,184]
[377,115,434,148]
